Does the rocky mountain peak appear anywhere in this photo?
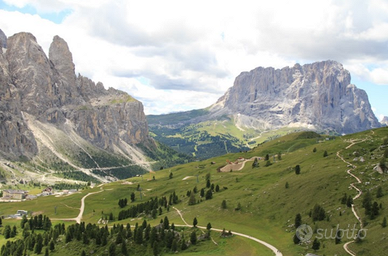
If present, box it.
[0,30,153,162]
[212,60,380,134]
[49,35,77,91]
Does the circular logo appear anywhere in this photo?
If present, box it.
[296,224,313,242]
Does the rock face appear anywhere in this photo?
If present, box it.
[0,32,152,160]
[211,61,380,134]
[0,29,6,48]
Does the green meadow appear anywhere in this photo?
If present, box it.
[1,127,388,255]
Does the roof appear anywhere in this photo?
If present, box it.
[3,189,28,194]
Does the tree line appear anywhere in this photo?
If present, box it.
[1,214,210,256]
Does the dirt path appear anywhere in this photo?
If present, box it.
[219,156,261,172]
[173,206,282,256]
[337,135,371,256]
[52,189,104,224]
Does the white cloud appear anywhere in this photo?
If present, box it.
[1,0,388,116]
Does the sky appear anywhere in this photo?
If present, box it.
[0,0,388,120]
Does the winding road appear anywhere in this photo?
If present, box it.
[173,206,283,256]
[336,134,373,256]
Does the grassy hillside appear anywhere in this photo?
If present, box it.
[1,127,388,255]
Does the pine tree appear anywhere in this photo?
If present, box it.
[193,217,198,227]
[252,158,259,168]
[109,243,116,256]
[278,152,282,160]
[313,147,317,153]
[295,213,302,228]
[121,241,128,256]
[323,150,328,157]
[3,225,11,239]
[44,247,49,256]
[346,195,353,207]
[205,189,213,200]
[341,193,347,204]
[293,234,300,244]
[150,227,158,247]
[377,186,384,198]
[190,231,197,245]
[153,241,160,256]
[382,217,387,228]
[81,250,86,256]
[152,208,157,219]
[371,201,380,219]
[206,179,211,188]
[164,216,170,230]
[83,232,90,245]
[207,222,212,231]
[312,204,326,221]
[215,184,220,192]
[11,225,17,238]
[265,154,269,161]
[312,238,320,251]
[143,224,150,241]
[49,239,55,251]
[181,238,188,250]
[171,239,178,252]
[200,188,205,197]
[221,200,227,209]
[295,165,301,175]
[363,191,372,211]
[130,192,135,202]
[285,182,289,189]
[34,234,43,254]
[169,172,173,179]
[335,229,341,244]
[115,232,123,244]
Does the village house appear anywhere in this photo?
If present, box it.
[2,189,28,200]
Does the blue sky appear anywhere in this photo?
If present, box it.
[0,0,387,120]
[0,1,71,24]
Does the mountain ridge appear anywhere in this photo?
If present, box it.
[211,60,380,134]
[0,31,185,183]
[148,60,381,159]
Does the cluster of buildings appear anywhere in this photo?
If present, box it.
[1,187,79,202]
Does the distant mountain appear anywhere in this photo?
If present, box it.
[211,60,380,134]
[149,60,380,159]
[0,31,188,184]
[381,116,388,126]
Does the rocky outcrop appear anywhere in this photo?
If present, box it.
[211,61,380,134]
[0,45,38,159]
[0,29,6,49]
[0,31,152,160]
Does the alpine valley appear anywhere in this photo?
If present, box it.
[1,30,388,256]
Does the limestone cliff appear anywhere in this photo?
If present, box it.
[211,61,380,134]
[0,31,153,178]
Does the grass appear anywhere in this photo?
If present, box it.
[1,128,388,255]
